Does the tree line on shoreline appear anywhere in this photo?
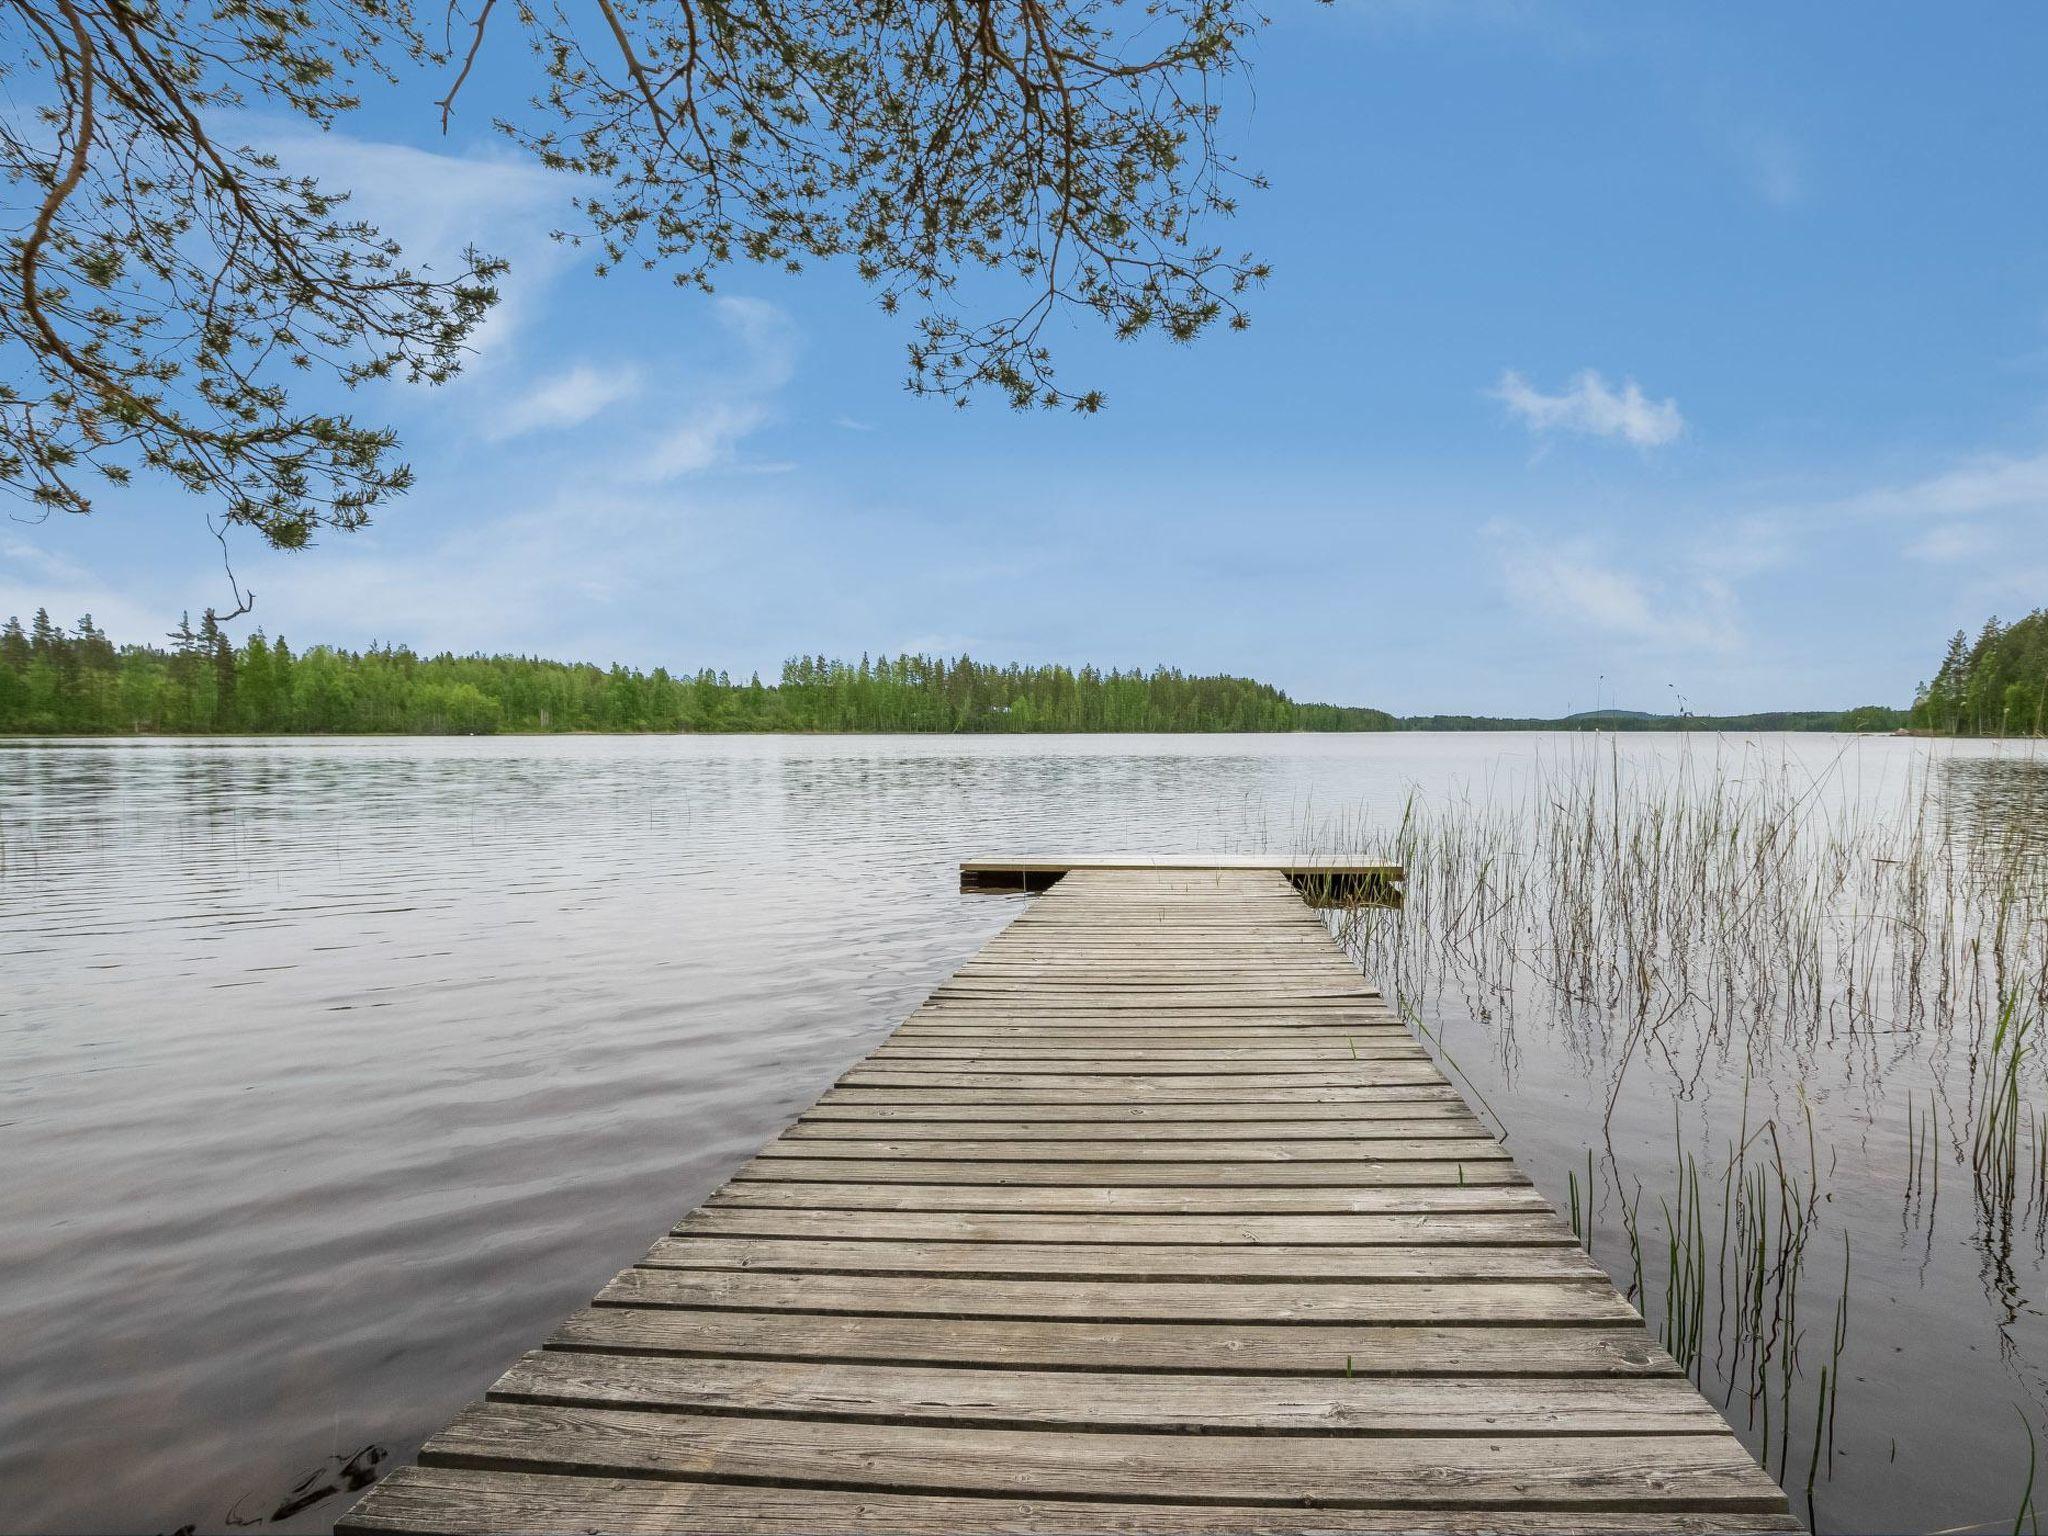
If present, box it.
[0,609,1923,736]
[0,611,1394,735]
[1910,609,2048,736]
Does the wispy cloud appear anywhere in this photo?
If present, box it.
[1905,523,1993,564]
[1836,447,2048,523]
[258,120,572,364]
[1486,521,1739,652]
[1491,369,1685,448]
[0,538,171,638]
[710,296,800,393]
[635,403,772,480]
[488,363,644,439]
[627,297,800,481]
[1690,513,1794,580]
[1645,440,2048,596]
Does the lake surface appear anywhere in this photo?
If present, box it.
[1,732,2043,1534]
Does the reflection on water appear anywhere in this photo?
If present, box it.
[1942,750,2048,853]
[0,732,2041,1534]
[1329,733,2048,1533]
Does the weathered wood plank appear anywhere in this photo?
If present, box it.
[753,1137,1514,1163]
[637,1235,1599,1282]
[343,1466,1803,1535]
[831,1073,1458,1097]
[488,1352,1730,1434]
[548,1307,1681,1376]
[704,1181,1556,1214]
[731,1157,1532,1186]
[670,1209,1571,1246]
[819,1085,1471,1106]
[931,991,1391,1001]
[869,1044,1430,1060]
[872,1033,1405,1048]
[802,1097,1475,1122]
[414,1404,1791,1513]
[908,1010,1405,1022]
[595,1268,1636,1324]
[871,1052,1428,1066]
[784,1119,1491,1142]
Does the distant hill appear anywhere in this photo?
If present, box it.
[1392,707,1906,733]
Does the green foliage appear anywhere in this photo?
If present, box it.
[1910,609,2048,736]
[0,616,1396,735]
[0,0,503,548]
[2,0,1273,541]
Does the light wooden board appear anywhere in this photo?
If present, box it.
[595,1265,1643,1323]
[345,1467,1802,1534]
[337,865,1790,1535]
[703,1181,1554,1214]
[670,1208,1571,1244]
[730,1157,1534,1186]
[544,1307,1684,1375]
[485,1352,1730,1433]
[375,1402,1792,1511]
[800,1098,1477,1122]
[785,1116,1494,1139]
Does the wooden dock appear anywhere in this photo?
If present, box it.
[340,865,1796,1535]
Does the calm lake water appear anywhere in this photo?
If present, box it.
[2,732,2043,1534]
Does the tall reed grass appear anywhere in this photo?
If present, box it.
[1322,742,2047,1089]
[1302,738,2048,1527]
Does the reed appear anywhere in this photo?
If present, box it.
[1320,740,2048,1091]
[1295,739,2048,1517]
[1974,994,2041,1219]
[2020,1409,2039,1536]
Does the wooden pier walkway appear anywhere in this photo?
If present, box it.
[340,865,1795,1535]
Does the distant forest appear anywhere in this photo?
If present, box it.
[0,609,1907,736]
[1397,706,1904,733]
[0,611,1394,734]
[1910,609,2048,736]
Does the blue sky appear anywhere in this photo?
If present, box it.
[7,2,2048,715]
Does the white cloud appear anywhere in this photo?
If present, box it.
[254,120,572,365]
[0,538,171,639]
[1492,369,1685,448]
[243,490,708,656]
[635,402,771,480]
[488,363,644,439]
[1904,523,1993,563]
[1780,445,2048,568]
[1487,521,1739,652]
[626,297,801,481]
[710,296,800,393]
[1837,447,2048,523]
[1690,513,1794,579]
[228,120,804,484]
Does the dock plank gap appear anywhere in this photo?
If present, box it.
[340,862,1795,1536]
